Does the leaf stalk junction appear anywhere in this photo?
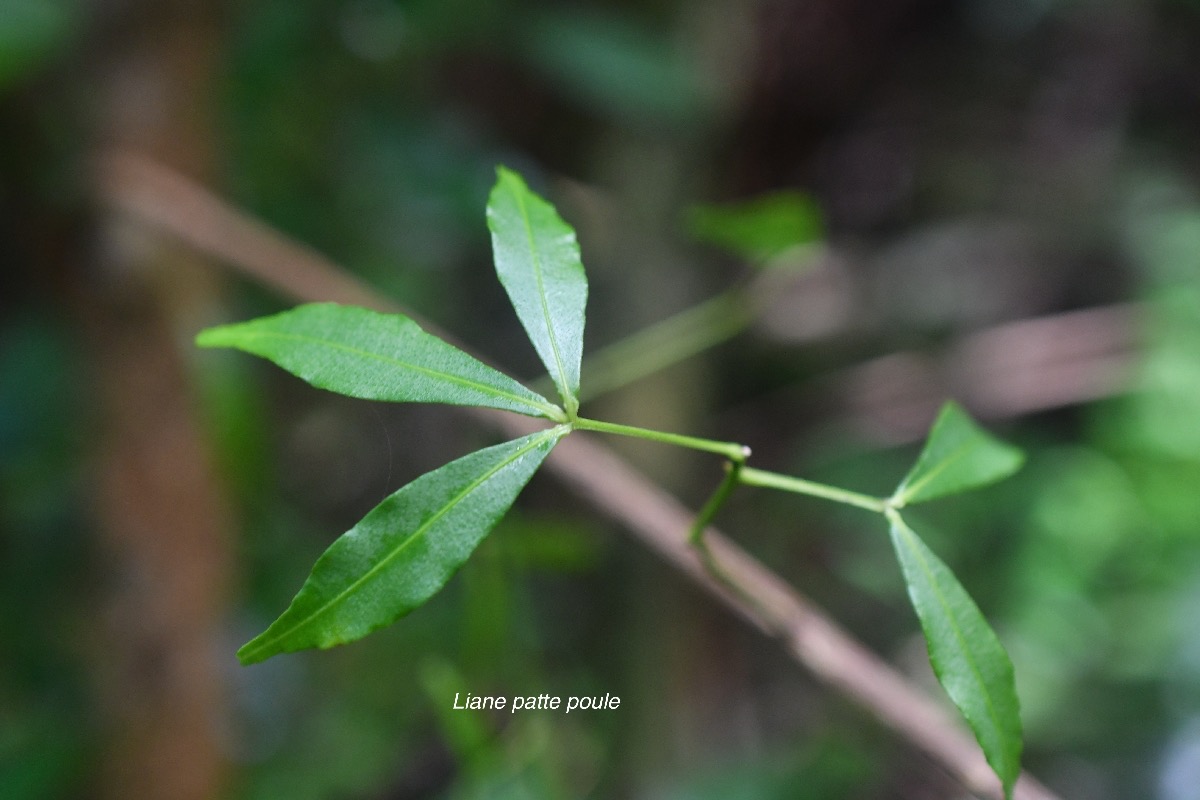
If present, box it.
[569,415,888,523]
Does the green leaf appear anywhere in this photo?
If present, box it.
[887,511,1022,798]
[487,167,588,416]
[687,191,823,264]
[196,303,563,420]
[0,0,76,90]
[238,428,565,664]
[525,10,708,128]
[892,401,1024,506]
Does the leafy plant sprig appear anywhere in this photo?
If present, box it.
[197,166,1024,797]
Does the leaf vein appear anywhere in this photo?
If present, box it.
[233,329,555,415]
[899,438,976,502]
[513,182,573,409]
[243,429,559,658]
[898,520,1007,754]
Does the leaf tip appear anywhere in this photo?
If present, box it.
[895,399,1026,504]
[194,325,232,349]
[235,637,271,666]
[492,164,525,191]
[888,512,1024,795]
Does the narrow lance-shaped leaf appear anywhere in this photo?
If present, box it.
[197,303,563,421]
[893,401,1024,506]
[238,428,566,664]
[487,167,588,416]
[887,510,1022,798]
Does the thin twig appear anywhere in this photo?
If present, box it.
[95,150,1065,800]
[96,151,390,314]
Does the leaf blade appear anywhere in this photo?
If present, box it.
[487,167,587,415]
[238,428,565,664]
[888,511,1022,798]
[196,303,562,420]
[687,190,824,264]
[894,401,1024,506]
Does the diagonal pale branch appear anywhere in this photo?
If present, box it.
[97,150,1063,800]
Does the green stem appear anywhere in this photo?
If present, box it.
[572,417,750,463]
[572,417,887,514]
[738,467,887,513]
[539,289,753,403]
[690,461,743,544]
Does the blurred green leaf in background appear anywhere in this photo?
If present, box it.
[0,0,79,90]
[8,0,1200,798]
[687,191,824,265]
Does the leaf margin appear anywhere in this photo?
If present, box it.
[237,425,568,664]
[886,508,1023,798]
[196,303,565,421]
[892,400,1024,507]
[486,166,588,417]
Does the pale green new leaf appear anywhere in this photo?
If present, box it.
[888,511,1022,798]
[687,191,824,264]
[238,428,565,664]
[487,167,587,416]
[196,303,563,420]
[893,401,1024,506]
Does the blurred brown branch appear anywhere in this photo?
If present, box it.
[96,149,1066,800]
[829,304,1137,445]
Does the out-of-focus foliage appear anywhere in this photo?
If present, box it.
[0,0,79,91]
[687,192,824,265]
[7,0,1200,798]
[524,8,713,130]
[0,317,91,799]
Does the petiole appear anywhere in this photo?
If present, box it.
[571,417,751,463]
[738,467,887,513]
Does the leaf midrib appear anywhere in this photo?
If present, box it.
[898,437,978,503]
[229,328,557,417]
[241,430,559,660]
[895,518,1013,777]
[511,181,574,410]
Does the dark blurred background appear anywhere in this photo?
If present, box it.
[4,0,1200,798]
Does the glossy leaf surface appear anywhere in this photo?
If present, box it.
[893,401,1024,506]
[197,303,562,420]
[238,428,565,664]
[487,167,587,415]
[888,511,1022,798]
